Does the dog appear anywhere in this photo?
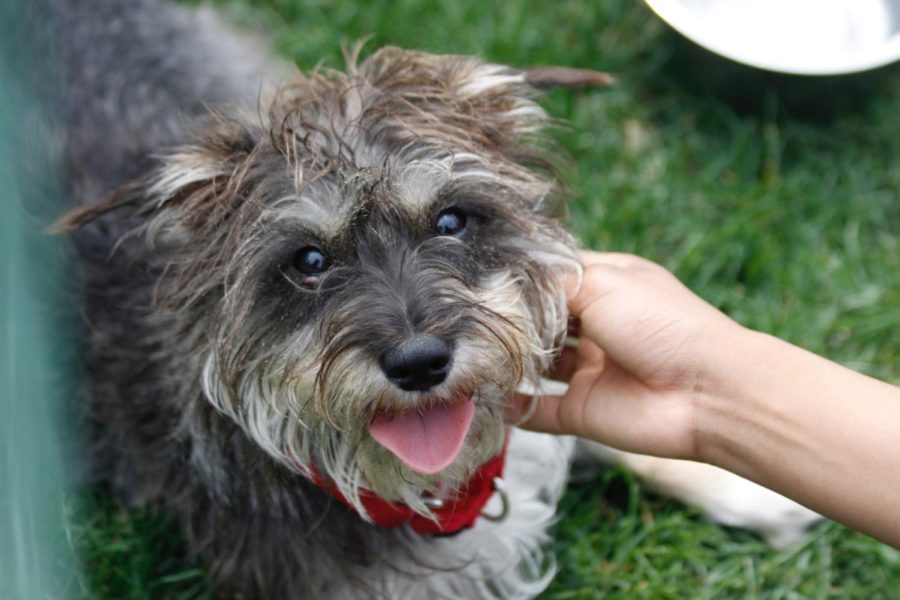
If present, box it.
[57,1,819,597]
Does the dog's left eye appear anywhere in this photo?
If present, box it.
[433,208,468,238]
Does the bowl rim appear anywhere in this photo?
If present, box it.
[646,0,900,75]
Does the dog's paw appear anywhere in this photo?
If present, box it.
[579,443,823,548]
[675,466,823,549]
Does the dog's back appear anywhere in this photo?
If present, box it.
[62,0,280,202]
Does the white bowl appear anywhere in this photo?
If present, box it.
[646,0,900,75]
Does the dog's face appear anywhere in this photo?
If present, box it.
[63,48,577,514]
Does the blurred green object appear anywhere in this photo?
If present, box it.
[0,0,81,598]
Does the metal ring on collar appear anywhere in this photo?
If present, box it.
[480,477,510,522]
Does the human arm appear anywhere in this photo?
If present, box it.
[521,250,900,547]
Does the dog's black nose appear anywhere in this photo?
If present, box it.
[380,336,453,392]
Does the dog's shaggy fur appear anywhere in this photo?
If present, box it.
[61,0,579,597]
[58,1,821,597]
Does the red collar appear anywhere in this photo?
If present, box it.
[305,444,508,535]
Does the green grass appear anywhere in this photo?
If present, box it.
[71,0,899,597]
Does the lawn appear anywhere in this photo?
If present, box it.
[71,0,899,597]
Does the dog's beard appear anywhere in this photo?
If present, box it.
[201,267,571,521]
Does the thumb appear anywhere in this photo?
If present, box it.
[512,392,569,435]
[513,363,610,439]
[514,361,653,447]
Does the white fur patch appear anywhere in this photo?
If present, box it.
[457,65,527,97]
[148,153,225,204]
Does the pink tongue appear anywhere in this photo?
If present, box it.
[369,399,475,475]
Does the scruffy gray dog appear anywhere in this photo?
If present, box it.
[61,0,580,596]
[59,0,818,597]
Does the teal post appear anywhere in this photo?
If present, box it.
[1,1,82,597]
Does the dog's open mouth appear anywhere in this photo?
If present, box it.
[369,398,475,475]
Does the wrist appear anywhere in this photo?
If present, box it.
[688,322,900,547]
[691,324,777,466]
[691,324,840,468]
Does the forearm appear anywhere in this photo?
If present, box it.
[696,329,900,548]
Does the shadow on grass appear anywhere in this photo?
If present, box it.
[642,29,900,124]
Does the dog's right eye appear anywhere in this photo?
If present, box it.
[291,246,329,286]
[433,208,468,238]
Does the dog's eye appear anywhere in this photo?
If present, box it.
[434,208,467,238]
[292,246,329,282]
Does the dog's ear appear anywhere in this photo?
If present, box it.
[522,66,614,89]
[50,178,153,233]
[52,120,259,235]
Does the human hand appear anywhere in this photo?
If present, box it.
[517,251,746,461]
